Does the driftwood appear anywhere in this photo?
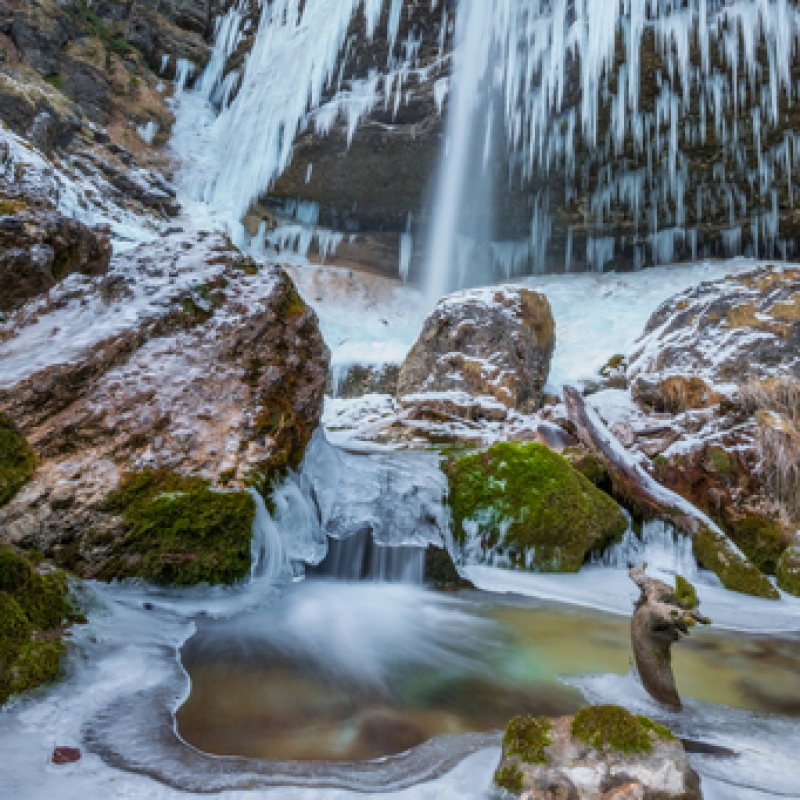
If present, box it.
[629,563,710,710]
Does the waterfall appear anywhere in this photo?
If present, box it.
[248,488,289,583]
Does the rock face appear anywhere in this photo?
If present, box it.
[494,708,702,800]
[397,285,555,413]
[629,565,710,711]
[0,180,111,312]
[0,232,329,578]
[445,441,627,572]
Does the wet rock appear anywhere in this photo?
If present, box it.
[776,535,800,596]
[423,543,473,590]
[629,565,710,710]
[398,285,555,413]
[494,709,702,799]
[0,233,329,580]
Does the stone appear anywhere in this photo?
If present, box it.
[0,184,112,312]
[494,711,702,800]
[10,0,72,77]
[0,233,329,579]
[397,285,555,412]
[629,565,710,710]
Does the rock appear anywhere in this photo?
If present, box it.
[0,184,112,312]
[0,413,36,508]
[0,233,329,580]
[397,285,555,413]
[423,543,473,590]
[399,390,508,423]
[52,746,81,764]
[60,46,111,125]
[629,565,710,710]
[494,709,702,800]
[10,0,72,77]
[628,266,800,394]
[444,441,627,572]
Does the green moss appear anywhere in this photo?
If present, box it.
[776,544,800,597]
[493,763,523,793]
[692,524,779,599]
[502,715,552,764]
[599,353,627,377]
[571,705,657,754]
[708,447,733,477]
[0,545,74,705]
[636,715,675,741]
[445,442,627,572]
[563,447,610,489]
[728,515,788,575]
[99,470,256,586]
[45,75,65,90]
[0,414,37,507]
[674,575,698,609]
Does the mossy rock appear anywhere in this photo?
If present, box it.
[444,442,627,572]
[727,514,788,575]
[0,545,75,705]
[99,470,256,586]
[493,762,523,793]
[0,414,37,507]
[503,715,552,764]
[571,705,673,755]
[776,544,800,597]
[692,524,779,599]
[674,575,698,610]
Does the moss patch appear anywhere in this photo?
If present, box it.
[445,442,627,572]
[571,705,672,754]
[0,545,75,705]
[493,763,523,793]
[674,575,698,609]
[776,544,800,597]
[99,470,256,586]
[0,414,37,507]
[503,715,552,764]
[728,515,789,575]
[692,524,779,599]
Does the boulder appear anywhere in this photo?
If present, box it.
[0,183,112,312]
[494,708,702,799]
[444,441,627,572]
[0,233,329,580]
[397,285,555,413]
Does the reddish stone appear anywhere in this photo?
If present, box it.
[52,746,81,764]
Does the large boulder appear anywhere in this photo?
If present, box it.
[494,708,702,799]
[0,232,329,580]
[444,441,627,572]
[397,285,555,413]
[0,182,112,312]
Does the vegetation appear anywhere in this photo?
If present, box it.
[728,514,789,575]
[444,442,627,572]
[0,414,37,508]
[493,763,523,793]
[571,705,673,755]
[692,524,779,599]
[98,470,256,585]
[674,574,698,609]
[502,715,552,764]
[0,545,77,705]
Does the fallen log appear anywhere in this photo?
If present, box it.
[563,386,778,599]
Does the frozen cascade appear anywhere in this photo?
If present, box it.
[427,0,800,294]
[248,488,290,583]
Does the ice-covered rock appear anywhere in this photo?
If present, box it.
[397,284,555,413]
[0,232,329,578]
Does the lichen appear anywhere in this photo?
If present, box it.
[493,763,523,793]
[674,575,698,609]
[0,545,75,705]
[692,524,779,599]
[571,705,671,754]
[0,414,37,507]
[99,470,256,586]
[445,442,627,572]
[776,544,800,597]
[502,715,552,764]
